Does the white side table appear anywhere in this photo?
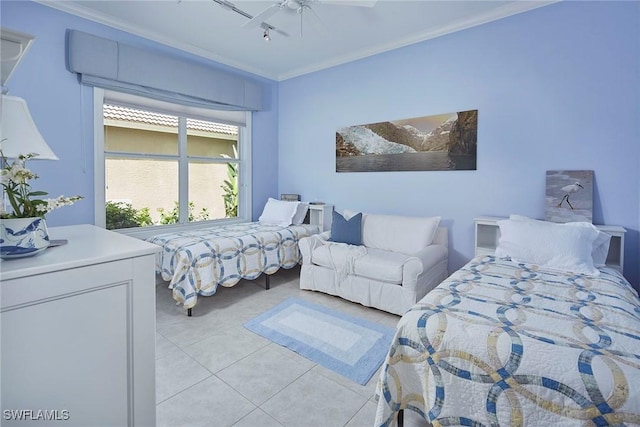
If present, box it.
[308,204,334,232]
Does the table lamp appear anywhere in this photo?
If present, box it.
[0,94,58,160]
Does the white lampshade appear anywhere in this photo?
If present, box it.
[0,94,58,160]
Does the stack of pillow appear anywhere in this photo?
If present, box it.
[258,197,309,227]
[495,214,611,276]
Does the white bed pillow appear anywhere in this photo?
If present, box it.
[292,202,309,225]
[258,198,299,227]
[496,218,600,276]
[509,214,611,267]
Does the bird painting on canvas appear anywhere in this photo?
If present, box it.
[557,182,584,210]
[545,170,593,223]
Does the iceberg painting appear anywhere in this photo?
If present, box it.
[336,110,477,172]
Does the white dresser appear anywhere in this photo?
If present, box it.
[0,224,160,426]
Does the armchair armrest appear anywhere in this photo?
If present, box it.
[413,244,448,271]
[402,244,448,291]
[298,232,330,265]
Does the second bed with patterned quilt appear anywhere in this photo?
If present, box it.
[149,222,320,314]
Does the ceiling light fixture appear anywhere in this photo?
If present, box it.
[212,0,283,39]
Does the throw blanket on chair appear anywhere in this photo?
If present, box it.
[326,242,368,283]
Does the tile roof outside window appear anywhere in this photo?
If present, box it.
[103,104,238,135]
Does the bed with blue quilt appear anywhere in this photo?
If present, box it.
[148,222,320,313]
[375,218,640,427]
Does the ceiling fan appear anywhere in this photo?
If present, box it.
[242,0,377,36]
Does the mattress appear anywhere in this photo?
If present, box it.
[375,255,640,426]
[148,222,320,309]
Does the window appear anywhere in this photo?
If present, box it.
[94,89,251,236]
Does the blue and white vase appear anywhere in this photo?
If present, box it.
[0,217,50,259]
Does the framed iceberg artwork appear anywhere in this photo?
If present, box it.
[335,110,477,172]
[545,170,593,223]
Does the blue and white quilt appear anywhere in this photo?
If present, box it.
[375,255,640,426]
[148,222,319,309]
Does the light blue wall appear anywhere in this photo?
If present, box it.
[278,1,640,287]
[1,0,279,226]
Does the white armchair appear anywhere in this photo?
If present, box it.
[298,213,448,315]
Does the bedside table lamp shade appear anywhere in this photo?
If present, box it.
[0,95,58,160]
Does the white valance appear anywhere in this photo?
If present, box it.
[66,30,262,111]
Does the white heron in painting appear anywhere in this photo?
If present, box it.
[558,182,584,210]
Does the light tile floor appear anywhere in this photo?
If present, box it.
[155,265,429,427]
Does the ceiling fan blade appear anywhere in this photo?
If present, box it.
[320,0,377,7]
[242,3,283,28]
[302,5,330,37]
[273,28,290,37]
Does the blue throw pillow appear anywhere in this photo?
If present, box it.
[328,211,362,245]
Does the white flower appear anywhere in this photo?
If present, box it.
[0,148,83,218]
[7,164,37,184]
[35,196,84,215]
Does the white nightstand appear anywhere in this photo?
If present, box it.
[474,216,626,273]
[308,204,334,232]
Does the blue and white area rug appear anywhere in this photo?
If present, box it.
[244,298,395,385]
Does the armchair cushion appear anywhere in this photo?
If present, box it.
[311,244,410,284]
[362,214,441,255]
[311,243,351,272]
[353,248,410,284]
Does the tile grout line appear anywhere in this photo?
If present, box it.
[155,373,215,406]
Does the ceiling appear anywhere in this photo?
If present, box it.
[38,0,556,81]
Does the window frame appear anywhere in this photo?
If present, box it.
[93,87,252,239]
